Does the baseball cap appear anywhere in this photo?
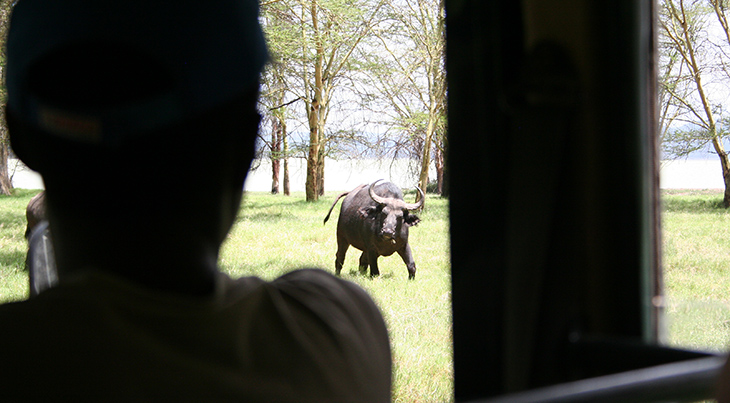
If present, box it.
[5,0,268,147]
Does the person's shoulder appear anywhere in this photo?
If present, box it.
[271,268,380,309]
[223,268,382,321]
[274,268,358,287]
[0,281,95,330]
[245,268,392,402]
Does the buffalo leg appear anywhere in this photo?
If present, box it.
[367,250,380,278]
[397,244,417,280]
[358,252,369,275]
[335,242,349,276]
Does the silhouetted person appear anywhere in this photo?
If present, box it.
[0,0,391,401]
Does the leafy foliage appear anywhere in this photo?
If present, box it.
[659,0,730,205]
[258,0,448,198]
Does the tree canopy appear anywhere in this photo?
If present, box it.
[259,0,447,200]
[660,0,730,206]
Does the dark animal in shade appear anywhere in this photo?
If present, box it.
[25,190,46,239]
[324,180,424,279]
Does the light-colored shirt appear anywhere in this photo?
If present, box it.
[0,268,391,402]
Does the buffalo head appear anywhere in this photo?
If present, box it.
[359,179,424,244]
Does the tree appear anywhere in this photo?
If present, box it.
[301,0,388,201]
[262,0,386,201]
[260,66,292,195]
[0,1,15,195]
[658,17,686,147]
[660,0,730,206]
[261,1,302,195]
[269,108,289,195]
[358,0,446,198]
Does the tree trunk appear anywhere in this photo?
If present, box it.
[271,118,282,194]
[709,1,730,207]
[317,145,325,196]
[283,159,290,196]
[434,145,444,195]
[306,99,321,201]
[305,0,326,202]
[417,114,436,201]
[283,121,290,196]
[271,160,280,194]
[439,139,450,197]
[720,158,730,208]
[715,138,730,207]
[0,126,13,196]
[708,134,730,207]
[0,149,12,195]
[306,148,320,201]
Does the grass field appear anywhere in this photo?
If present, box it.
[0,189,38,303]
[0,189,453,402]
[3,188,730,400]
[662,189,730,353]
[223,191,453,402]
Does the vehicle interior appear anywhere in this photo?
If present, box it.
[446,0,727,401]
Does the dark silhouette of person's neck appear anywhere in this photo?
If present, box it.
[44,187,233,297]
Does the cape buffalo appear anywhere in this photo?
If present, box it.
[324,180,423,279]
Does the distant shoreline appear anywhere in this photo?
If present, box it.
[660,159,725,189]
[9,158,724,192]
[9,157,435,193]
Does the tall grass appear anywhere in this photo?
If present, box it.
[0,190,453,402]
[8,188,727,398]
[662,189,730,353]
[0,189,38,303]
[223,192,453,402]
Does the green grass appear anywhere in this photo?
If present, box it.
[0,189,40,303]
[662,189,730,353]
[0,190,453,402]
[224,191,453,402]
[9,187,729,397]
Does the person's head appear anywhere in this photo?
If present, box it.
[5,0,268,287]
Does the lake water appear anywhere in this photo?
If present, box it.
[660,159,725,189]
[10,158,435,193]
[10,157,722,191]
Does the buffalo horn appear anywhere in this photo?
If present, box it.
[404,186,425,211]
[368,179,392,205]
[369,179,425,211]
